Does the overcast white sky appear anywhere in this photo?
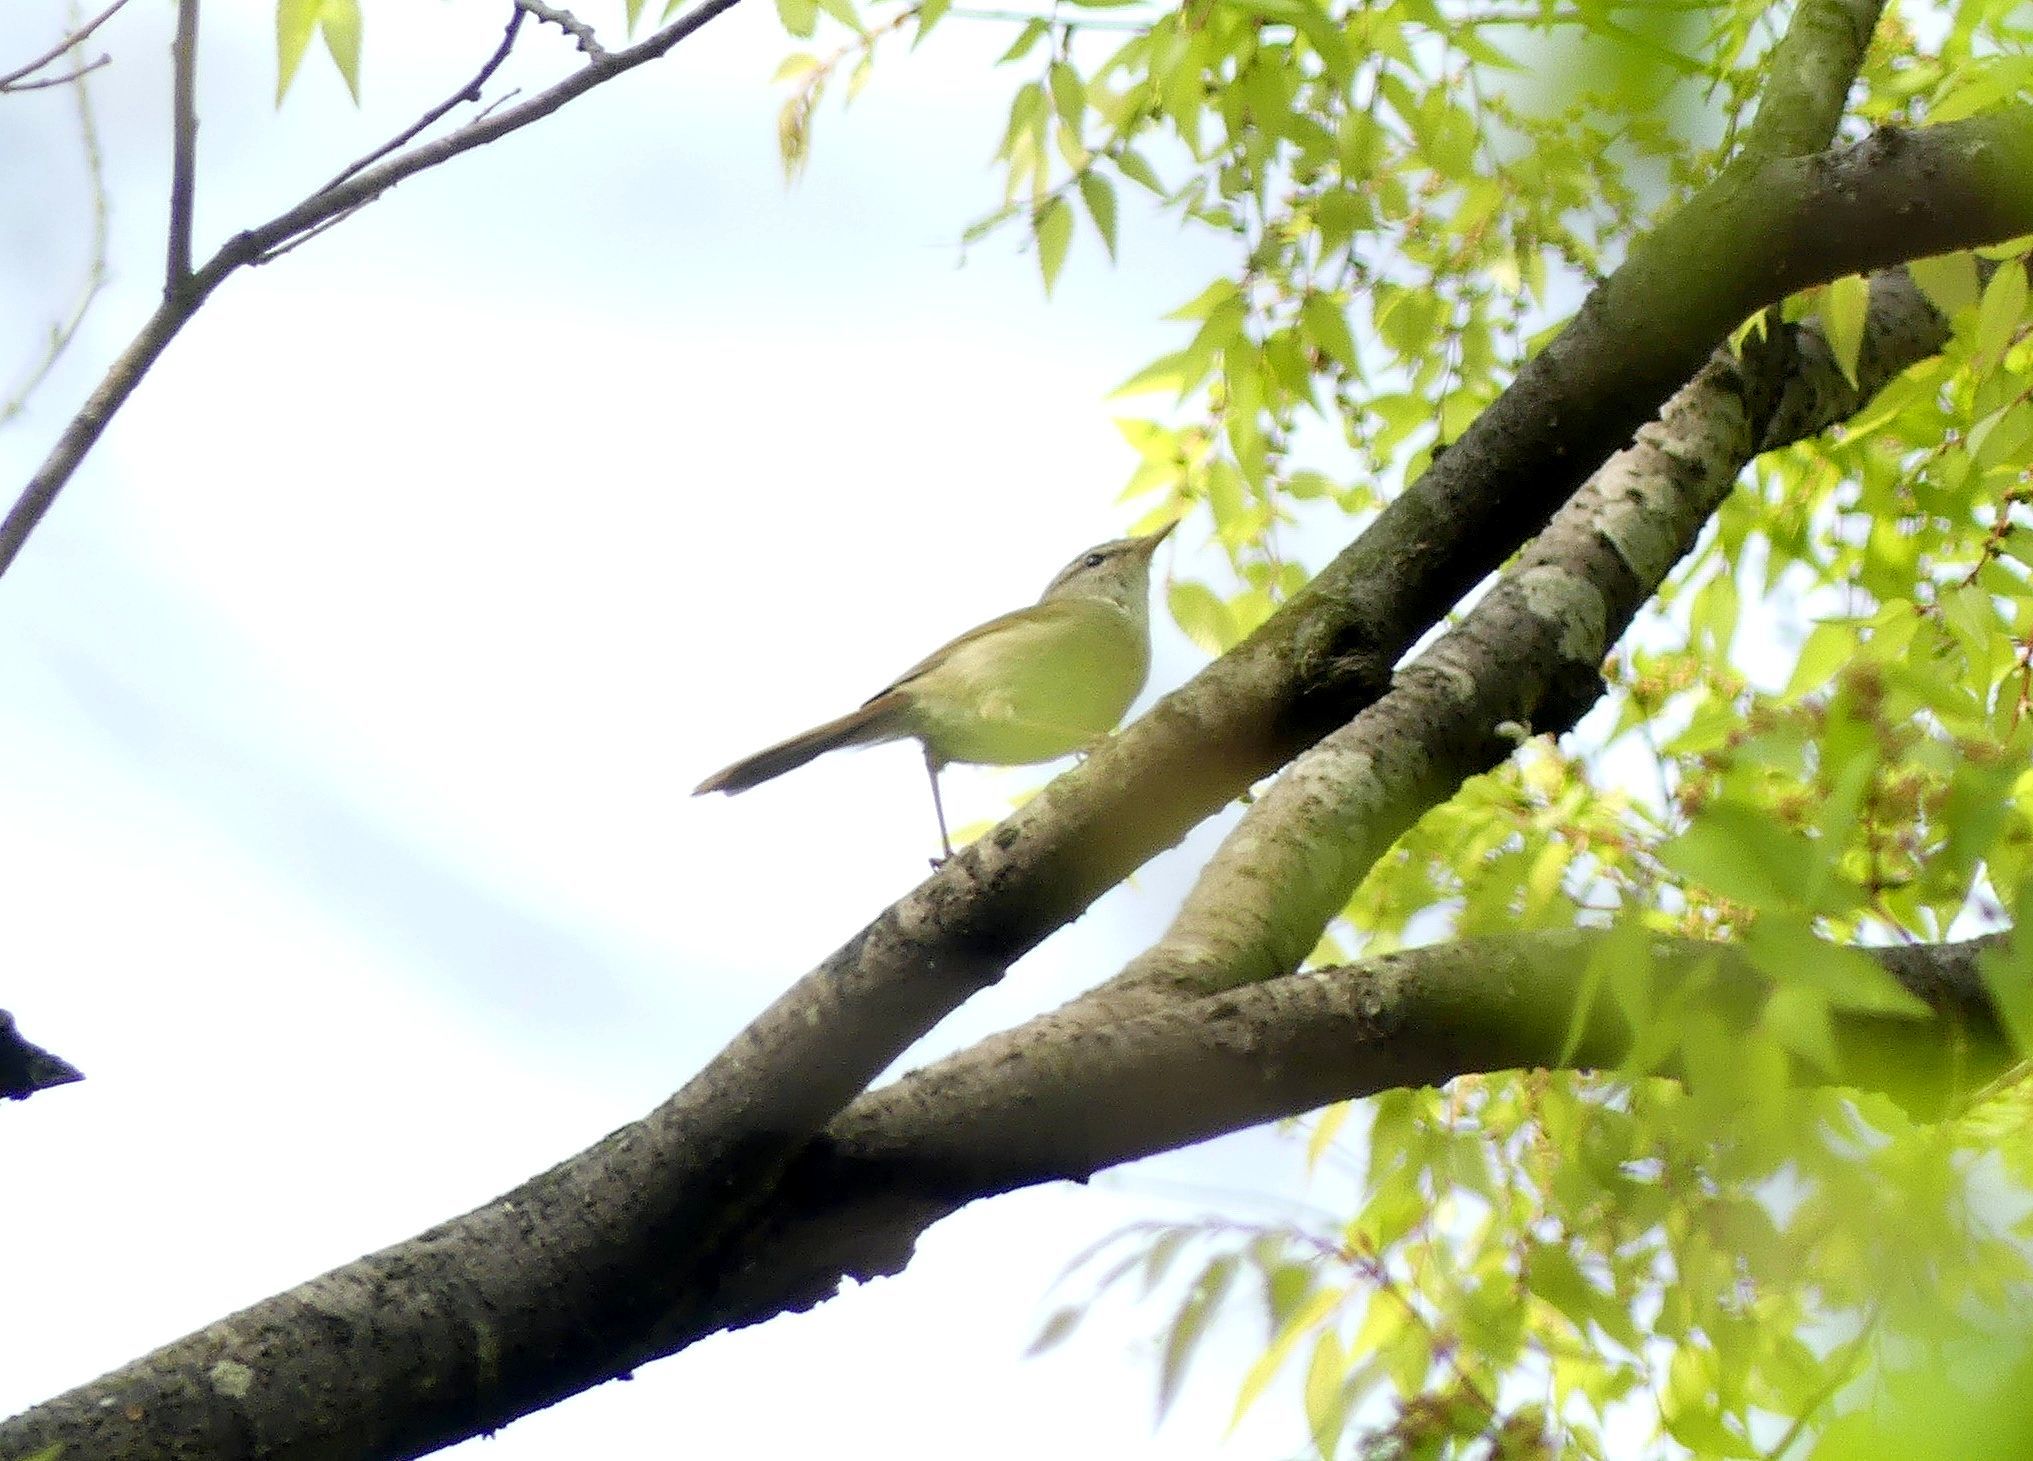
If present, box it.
[0,1,1363,1454]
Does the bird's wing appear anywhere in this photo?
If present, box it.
[864,599,1112,704]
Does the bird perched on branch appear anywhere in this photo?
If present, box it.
[694,522,1174,859]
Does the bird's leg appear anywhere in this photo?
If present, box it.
[923,743,955,867]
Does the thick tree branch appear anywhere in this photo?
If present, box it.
[667,263,1966,1351]
[857,932,2008,1196]
[0,258,1962,1461]
[1735,0,1882,162]
[599,931,2025,1349]
[3,11,2019,1459]
[1095,278,1937,1014]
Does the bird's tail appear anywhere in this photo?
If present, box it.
[693,692,910,796]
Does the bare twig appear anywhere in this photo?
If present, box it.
[165,0,199,289]
[1,4,110,429]
[0,0,747,580]
[252,201,373,267]
[937,0,1708,29]
[944,6,1145,28]
[516,0,608,56]
[315,7,528,197]
[472,85,524,123]
[0,0,130,90]
[0,55,111,91]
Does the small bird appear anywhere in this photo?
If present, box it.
[694,522,1174,858]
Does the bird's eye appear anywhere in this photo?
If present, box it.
[1083,552,1106,568]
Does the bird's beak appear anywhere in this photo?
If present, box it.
[1136,519,1178,553]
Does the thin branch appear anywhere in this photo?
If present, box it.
[251,202,373,267]
[0,54,110,91]
[944,6,1148,29]
[314,6,529,197]
[472,85,523,123]
[0,6,110,428]
[516,0,608,56]
[0,0,747,582]
[165,0,199,289]
[939,0,1719,27]
[0,0,131,90]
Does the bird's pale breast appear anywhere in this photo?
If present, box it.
[901,597,1148,765]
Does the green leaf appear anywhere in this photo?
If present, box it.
[1224,0,1352,81]
[318,0,361,102]
[1048,60,1083,130]
[1979,922,2033,1055]
[1142,1228,1189,1293]
[1305,1102,1350,1170]
[1658,800,1868,916]
[1524,1241,1597,1331]
[1110,348,1209,401]
[1781,620,1858,701]
[1026,1304,1085,1356]
[275,0,360,104]
[1908,251,1981,317]
[1662,1403,1758,1458]
[1077,170,1118,259]
[1302,1328,1351,1453]
[1159,1257,1237,1419]
[777,0,819,38]
[1168,580,1236,653]
[771,51,822,82]
[1761,982,1840,1072]
[1300,294,1359,372]
[1167,278,1241,322]
[813,0,866,33]
[1232,1285,1341,1430]
[1560,918,1649,1066]
[1744,920,1931,1018]
[996,81,1046,164]
[1114,147,1164,194]
[1930,54,2033,124]
[998,17,1050,63]
[913,0,950,44]
[1034,195,1073,295]
[1817,274,1868,389]
[1972,261,2028,368]
[777,82,820,176]
[276,0,319,102]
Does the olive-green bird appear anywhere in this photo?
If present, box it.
[694,522,1174,858]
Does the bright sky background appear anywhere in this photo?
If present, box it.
[0,1,1364,1454]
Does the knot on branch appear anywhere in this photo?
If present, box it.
[516,0,608,57]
